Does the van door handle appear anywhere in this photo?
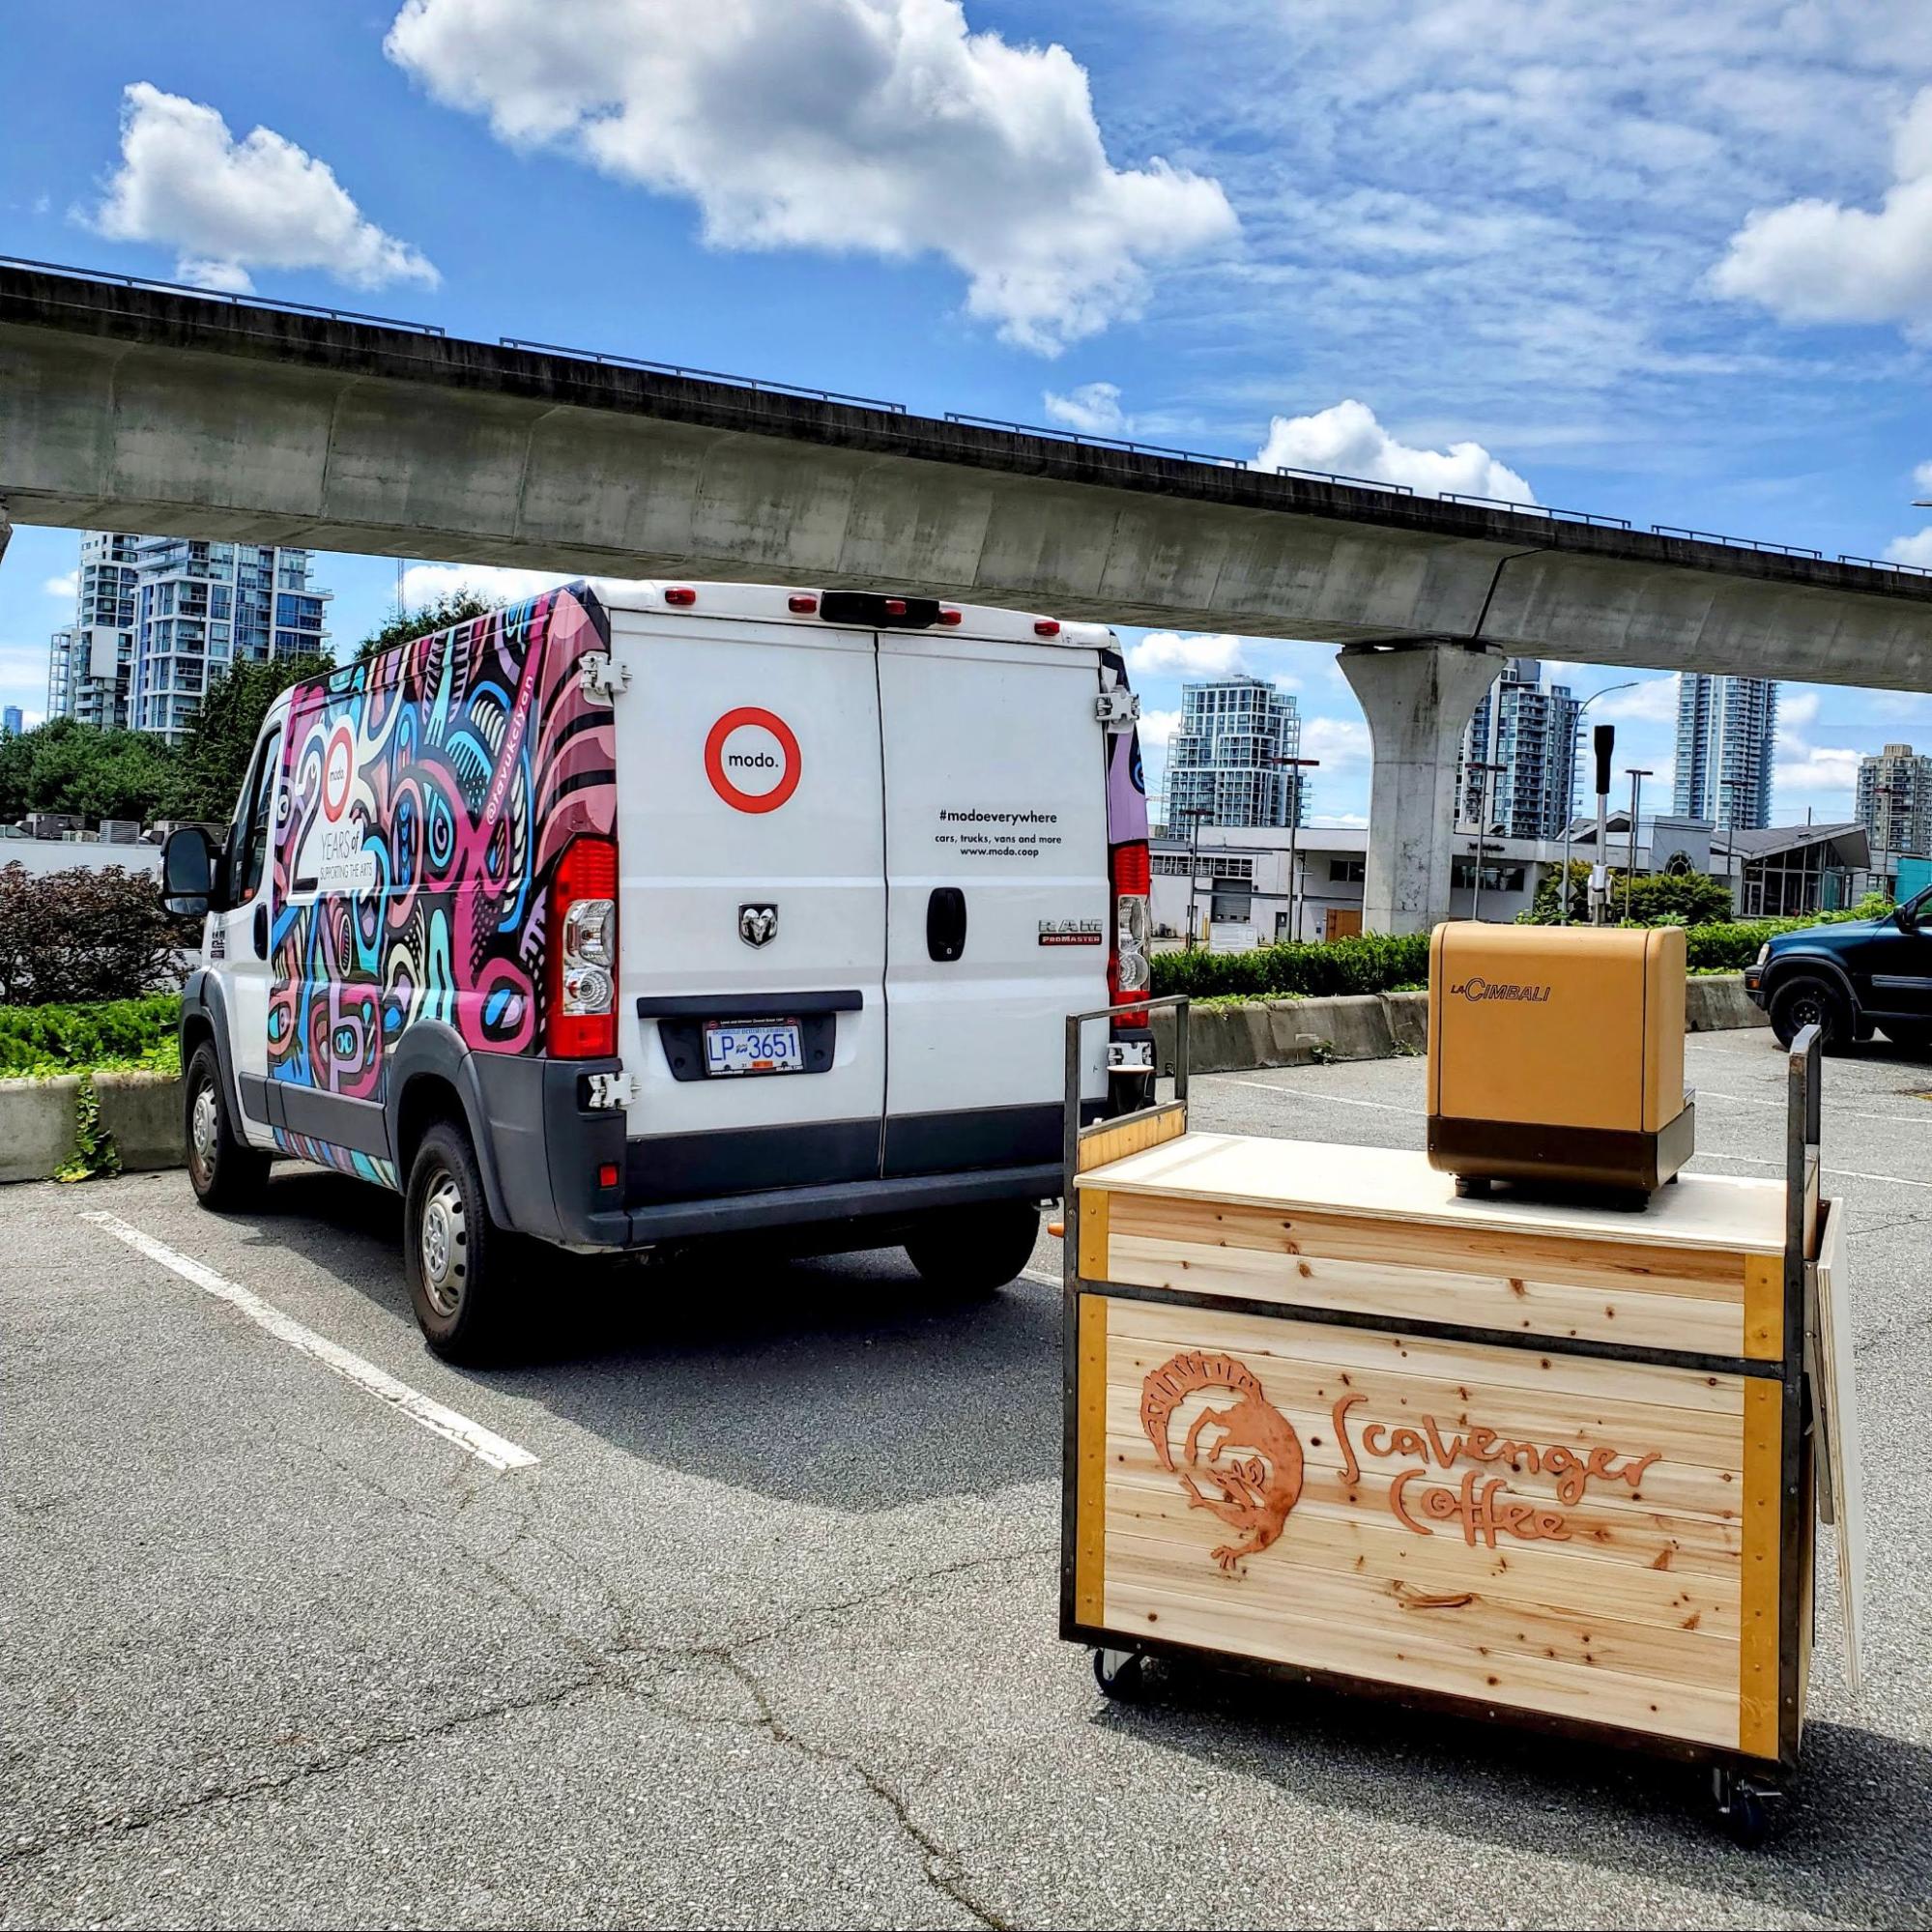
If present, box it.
[926,887,966,963]
[252,903,269,959]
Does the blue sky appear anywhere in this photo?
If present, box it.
[5,0,1932,824]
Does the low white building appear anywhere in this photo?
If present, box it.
[1150,822,1571,945]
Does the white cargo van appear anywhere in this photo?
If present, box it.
[160,581,1151,1357]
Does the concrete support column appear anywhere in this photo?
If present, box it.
[1340,640,1505,936]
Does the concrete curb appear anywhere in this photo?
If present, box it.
[94,1070,185,1172]
[1151,975,1765,1075]
[0,978,1770,1180]
[0,1075,82,1182]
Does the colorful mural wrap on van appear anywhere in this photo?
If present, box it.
[268,586,619,1152]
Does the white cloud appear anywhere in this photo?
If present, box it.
[1041,382,1128,435]
[385,0,1233,354]
[1713,88,1932,334]
[1590,674,1681,724]
[1135,706,1181,754]
[400,562,573,608]
[43,572,77,601]
[1126,631,1248,679]
[1914,460,1932,491]
[1777,691,1821,732]
[1773,737,1862,799]
[91,82,439,294]
[1254,399,1534,503]
[1301,715,1371,767]
[1886,529,1932,568]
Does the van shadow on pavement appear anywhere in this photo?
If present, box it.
[1100,1659,1929,1929]
[244,1167,1063,1515]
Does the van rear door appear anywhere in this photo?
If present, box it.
[877,631,1110,1174]
[611,610,885,1201]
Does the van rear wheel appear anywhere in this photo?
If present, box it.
[406,1122,510,1362]
[185,1041,270,1211]
[905,1202,1040,1297]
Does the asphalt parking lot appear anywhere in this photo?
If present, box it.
[3,1028,1928,1929]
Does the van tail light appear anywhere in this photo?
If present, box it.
[1110,839,1151,1023]
[548,834,618,1058]
[663,586,698,607]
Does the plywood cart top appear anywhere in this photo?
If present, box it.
[1079,1133,1784,1256]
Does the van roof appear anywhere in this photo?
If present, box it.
[579,579,1117,650]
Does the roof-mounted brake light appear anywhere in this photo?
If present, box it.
[1034,619,1061,637]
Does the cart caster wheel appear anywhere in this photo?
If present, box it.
[1093,1647,1146,1700]
[1454,1175,1492,1198]
[1713,1768,1781,1848]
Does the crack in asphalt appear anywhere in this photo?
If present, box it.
[708,1650,1008,1932]
[0,1672,607,1873]
[1,1523,1048,1930]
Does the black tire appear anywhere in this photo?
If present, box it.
[1879,1020,1932,1055]
[184,1039,270,1211]
[405,1121,512,1362]
[1093,1647,1146,1700]
[1768,975,1851,1051]
[904,1201,1040,1296]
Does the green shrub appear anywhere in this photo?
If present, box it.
[1151,931,1432,1000]
[0,995,182,1076]
[0,863,196,1005]
[1524,862,1735,926]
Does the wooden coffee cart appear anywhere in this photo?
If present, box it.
[1061,1001,1860,1843]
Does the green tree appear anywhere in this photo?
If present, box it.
[168,652,335,822]
[1523,860,1734,926]
[0,717,180,826]
[355,589,494,662]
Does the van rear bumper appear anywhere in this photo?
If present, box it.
[618,1163,1062,1247]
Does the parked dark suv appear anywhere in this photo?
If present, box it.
[1744,884,1932,1051]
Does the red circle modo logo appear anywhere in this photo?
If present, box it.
[321,727,355,822]
[705,707,801,814]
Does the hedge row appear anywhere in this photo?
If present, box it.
[1151,932,1431,999]
[1151,909,1878,1000]
[0,995,182,1077]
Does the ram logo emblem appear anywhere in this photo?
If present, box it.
[738,904,778,948]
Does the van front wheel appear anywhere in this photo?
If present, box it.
[905,1202,1040,1297]
[185,1041,270,1211]
[405,1122,509,1361]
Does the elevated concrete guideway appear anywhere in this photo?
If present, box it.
[6,260,1930,931]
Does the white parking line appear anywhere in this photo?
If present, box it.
[79,1210,538,1473]
[1215,1075,1424,1116]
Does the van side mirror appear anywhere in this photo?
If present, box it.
[160,825,222,920]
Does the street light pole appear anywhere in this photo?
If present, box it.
[1264,754,1320,943]
[1625,767,1653,922]
[1467,761,1507,921]
[1565,682,1638,924]
[1179,805,1210,945]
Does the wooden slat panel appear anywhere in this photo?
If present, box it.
[1075,1295,1107,1625]
[1105,1523,1735,1686]
[1077,1103,1186,1174]
[1739,1377,1783,1759]
[1093,1296,1746,1751]
[1106,1575,1740,1749]
[1743,1254,1782,1362]
[1078,1189,1110,1283]
[1109,1295,1746,1416]
[1110,1190,1748,1298]
[1109,1227,1745,1357]
[1102,1498,1741,1641]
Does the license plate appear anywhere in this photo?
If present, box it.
[703,1021,805,1077]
